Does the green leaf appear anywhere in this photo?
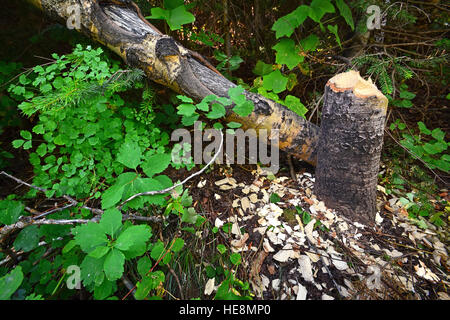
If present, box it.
[72,222,108,253]
[176,95,194,103]
[206,103,226,119]
[135,271,165,300]
[101,184,125,209]
[23,140,32,150]
[270,193,281,203]
[14,225,40,252]
[20,130,32,140]
[114,225,152,252]
[103,248,125,281]
[399,90,416,100]
[417,122,431,135]
[94,279,114,300]
[335,0,354,30]
[263,70,288,93]
[233,100,254,117]
[12,139,24,148]
[272,5,310,39]
[99,208,122,237]
[177,103,196,116]
[230,252,242,265]
[141,153,171,177]
[81,255,105,287]
[284,95,308,118]
[88,246,111,259]
[273,39,302,70]
[171,238,184,252]
[137,256,152,277]
[253,60,273,76]
[0,199,24,225]
[117,140,142,169]
[327,25,341,47]
[431,128,445,141]
[0,266,23,300]
[217,244,227,254]
[227,122,242,129]
[309,0,335,22]
[150,240,165,261]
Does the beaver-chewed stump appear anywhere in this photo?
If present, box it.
[315,70,388,224]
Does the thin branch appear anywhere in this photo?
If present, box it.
[118,130,224,208]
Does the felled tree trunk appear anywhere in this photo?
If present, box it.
[314,70,388,224]
[25,0,319,165]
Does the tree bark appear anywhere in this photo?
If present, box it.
[314,70,388,224]
[25,0,319,165]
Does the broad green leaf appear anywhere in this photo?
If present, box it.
[135,271,165,300]
[217,244,227,254]
[88,246,111,259]
[227,122,242,129]
[263,70,288,93]
[114,225,152,252]
[273,39,302,70]
[141,153,171,177]
[99,208,122,237]
[117,140,142,169]
[137,256,152,277]
[284,95,308,118]
[253,60,273,76]
[335,0,354,30]
[417,122,431,135]
[164,0,184,10]
[431,128,445,141]
[101,184,125,209]
[72,222,108,253]
[309,0,335,22]
[177,103,196,116]
[300,34,319,52]
[206,103,226,119]
[272,5,309,39]
[14,225,40,252]
[230,252,242,265]
[12,139,25,148]
[0,266,24,300]
[399,91,416,100]
[94,279,114,300]
[171,238,184,252]
[0,199,24,225]
[167,6,195,30]
[233,100,254,117]
[80,255,105,287]
[176,95,194,103]
[20,130,32,140]
[103,248,125,281]
[150,240,166,261]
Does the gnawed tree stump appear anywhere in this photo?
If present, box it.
[315,70,388,224]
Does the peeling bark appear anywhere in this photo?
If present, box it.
[314,70,388,224]
[25,0,319,165]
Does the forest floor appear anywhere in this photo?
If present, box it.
[183,160,449,300]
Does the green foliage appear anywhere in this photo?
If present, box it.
[0,266,24,300]
[390,121,449,173]
[148,0,195,31]
[214,50,244,76]
[175,85,254,130]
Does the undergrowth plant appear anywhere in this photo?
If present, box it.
[1,42,255,300]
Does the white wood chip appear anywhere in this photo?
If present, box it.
[204,278,215,295]
[296,284,307,300]
[298,255,314,282]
